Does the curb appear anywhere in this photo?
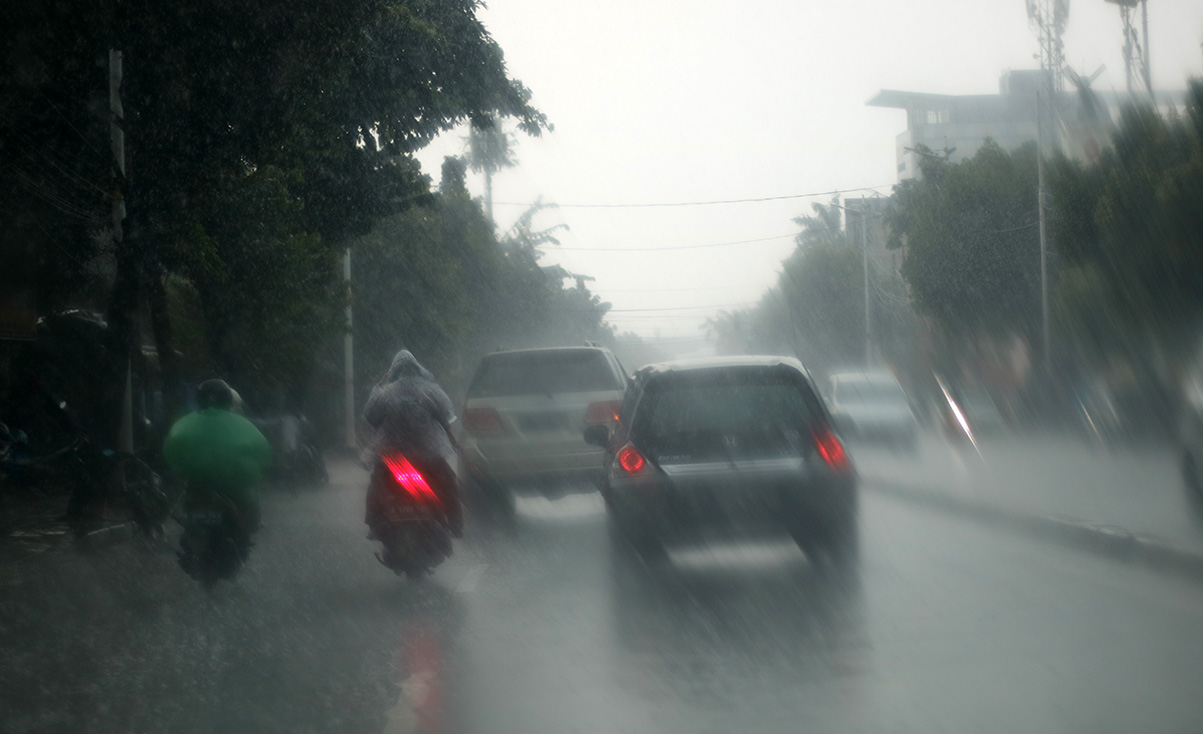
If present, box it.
[867,479,1203,584]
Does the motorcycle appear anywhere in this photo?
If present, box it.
[177,488,253,586]
[368,453,453,580]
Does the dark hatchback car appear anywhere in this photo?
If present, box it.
[585,356,858,564]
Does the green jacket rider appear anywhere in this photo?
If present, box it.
[163,379,271,516]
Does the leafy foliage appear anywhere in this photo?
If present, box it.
[352,158,614,406]
[1054,81,1203,364]
[1,0,549,425]
[889,141,1042,339]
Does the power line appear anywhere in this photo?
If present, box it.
[597,284,767,293]
[554,233,795,253]
[496,184,892,210]
[603,302,756,313]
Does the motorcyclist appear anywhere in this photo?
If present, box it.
[163,379,271,544]
[363,350,463,538]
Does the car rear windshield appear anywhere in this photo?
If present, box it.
[631,367,821,458]
[468,350,621,398]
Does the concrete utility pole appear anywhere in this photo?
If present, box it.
[344,249,356,450]
[861,202,872,366]
[1036,89,1051,375]
[110,48,135,453]
[1141,0,1152,96]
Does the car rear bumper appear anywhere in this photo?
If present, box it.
[604,464,856,540]
[460,441,605,492]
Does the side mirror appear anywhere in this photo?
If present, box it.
[583,424,610,448]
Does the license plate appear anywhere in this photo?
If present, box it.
[185,509,224,525]
[385,505,430,522]
[518,413,564,432]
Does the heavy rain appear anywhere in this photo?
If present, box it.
[3,1,1203,732]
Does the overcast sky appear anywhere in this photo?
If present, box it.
[417,0,1203,348]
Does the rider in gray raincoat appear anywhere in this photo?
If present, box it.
[363,350,462,536]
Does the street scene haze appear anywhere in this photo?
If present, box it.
[4,1,1203,732]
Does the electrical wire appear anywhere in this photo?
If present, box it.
[553,233,796,253]
[495,184,892,209]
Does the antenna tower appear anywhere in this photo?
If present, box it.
[1027,0,1070,94]
[1104,0,1151,96]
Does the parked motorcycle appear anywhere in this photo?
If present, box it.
[177,488,253,586]
[367,453,453,580]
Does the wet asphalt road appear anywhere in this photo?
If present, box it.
[4,459,1203,734]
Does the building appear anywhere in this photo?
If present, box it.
[868,70,1045,181]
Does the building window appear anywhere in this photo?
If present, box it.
[924,110,949,125]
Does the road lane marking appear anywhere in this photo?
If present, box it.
[455,563,488,593]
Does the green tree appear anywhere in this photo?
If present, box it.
[889,140,1041,340]
[2,0,548,431]
[793,196,846,249]
[1051,80,1203,369]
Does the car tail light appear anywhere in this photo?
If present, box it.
[616,442,648,475]
[381,454,443,507]
[812,426,851,474]
[584,400,621,425]
[463,407,504,433]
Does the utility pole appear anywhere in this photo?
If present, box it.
[861,202,872,366]
[343,249,356,450]
[1141,0,1152,96]
[110,48,134,453]
[1036,89,1051,376]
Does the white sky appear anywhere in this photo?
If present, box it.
[417,0,1203,346]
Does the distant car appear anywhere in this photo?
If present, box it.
[826,371,920,450]
[586,356,858,564]
[459,346,628,509]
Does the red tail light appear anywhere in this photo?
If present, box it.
[584,400,621,425]
[382,454,443,508]
[463,407,504,433]
[812,427,851,474]
[616,443,647,475]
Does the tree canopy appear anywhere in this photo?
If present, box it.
[1,0,554,428]
[888,140,1042,340]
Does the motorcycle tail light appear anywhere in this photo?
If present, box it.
[382,454,442,507]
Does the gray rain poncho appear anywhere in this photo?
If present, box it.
[362,351,456,464]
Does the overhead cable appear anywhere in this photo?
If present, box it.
[496,184,892,209]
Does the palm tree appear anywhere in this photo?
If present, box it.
[466,115,516,229]
[499,198,568,257]
[792,195,846,249]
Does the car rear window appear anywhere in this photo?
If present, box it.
[631,367,821,458]
[468,350,621,398]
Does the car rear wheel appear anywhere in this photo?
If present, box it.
[791,515,859,568]
[465,474,515,521]
[1184,450,1202,495]
[607,511,666,563]
[822,517,860,567]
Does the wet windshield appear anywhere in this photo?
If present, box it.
[5,1,1203,732]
